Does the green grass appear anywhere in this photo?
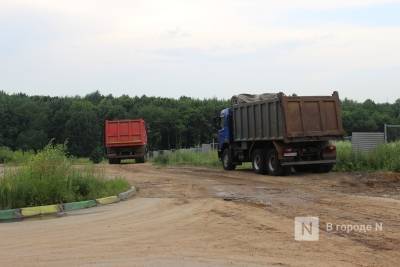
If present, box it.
[0,147,33,165]
[152,141,400,173]
[152,150,220,168]
[70,157,94,165]
[0,144,130,209]
[335,141,400,172]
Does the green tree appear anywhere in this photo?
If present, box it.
[16,130,47,152]
[65,101,100,157]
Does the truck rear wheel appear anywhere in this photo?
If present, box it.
[252,149,267,174]
[136,156,146,163]
[222,149,236,170]
[266,149,288,176]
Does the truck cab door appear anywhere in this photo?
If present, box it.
[218,108,231,150]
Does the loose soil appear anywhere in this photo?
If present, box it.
[1,163,399,266]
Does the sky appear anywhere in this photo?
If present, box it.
[0,0,399,102]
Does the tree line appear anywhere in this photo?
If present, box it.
[0,90,399,157]
[0,91,228,156]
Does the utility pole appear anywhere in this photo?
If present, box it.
[384,124,387,143]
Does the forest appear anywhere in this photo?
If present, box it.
[1,90,400,157]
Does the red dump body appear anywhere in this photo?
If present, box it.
[105,119,147,147]
[105,119,148,164]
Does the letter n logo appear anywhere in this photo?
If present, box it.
[295,217,319,241]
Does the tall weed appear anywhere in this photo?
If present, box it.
[0,144,130,209]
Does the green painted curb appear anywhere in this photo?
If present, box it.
[63,200,97,212]
[0,209,21,220]
[0,186,137,221]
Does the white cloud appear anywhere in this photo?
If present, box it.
[241,0,400,9]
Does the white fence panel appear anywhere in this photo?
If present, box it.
[352,132,384,152]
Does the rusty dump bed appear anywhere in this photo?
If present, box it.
[232,92,344,142]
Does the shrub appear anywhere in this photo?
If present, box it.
[0,147,33,164]
[89,146,104,164]
[0,147,13,163]
[0,144,130,209]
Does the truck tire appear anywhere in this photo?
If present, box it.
[294,165,312,173]
[136,156,146,163]
[136,146,148,163]
[108,158,121,164]
[222,149,236,170]
[252,149,267,174]
[312,164,334,173]
[266,149,288,176]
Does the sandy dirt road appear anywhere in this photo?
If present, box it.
[1,163,400,267]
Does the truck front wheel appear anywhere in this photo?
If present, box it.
[222,149,236,170]
[266,149,288,176]
[252,149,267,174]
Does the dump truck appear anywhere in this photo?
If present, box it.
[105,119,148,164]
[217,92,344,175]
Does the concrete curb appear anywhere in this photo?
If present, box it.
[21,204,60,217]
[0,209,21,220]
[96,196,120,205]
[63,200,97,212]
[0,186,136,221]
[118,187,137,200]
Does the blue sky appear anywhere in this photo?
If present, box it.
[0,0,399,102]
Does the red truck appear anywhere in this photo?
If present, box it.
[104,119,148,164]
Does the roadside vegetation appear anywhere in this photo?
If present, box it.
[335,141,400,172]
[153,150,220,168]
[0,146,104,165]
[0,144,130,209]
[0,146,33,164]
[152,141,400,173]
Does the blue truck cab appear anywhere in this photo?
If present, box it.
[218,108,232,149]
[217,108,235,169]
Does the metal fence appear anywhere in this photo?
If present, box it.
[351,132,385,152]
[384,124,400,143]
[149,143,218,158]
